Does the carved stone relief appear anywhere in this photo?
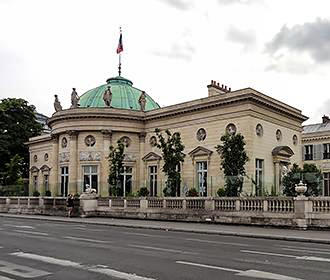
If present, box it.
[196,128,206,141]
[61,137,68,148]
[149,136,157,147]
[226,123,237,135]
[44,153,49,161]
[256,124,263,137]
[33,155,38,163]
[120,136,131,147]
[293,135,298,145]
[59,152,70,163]
[276,129,282,141]
[124,153,136,162]
[85,135,96,147]
[80,151,101,161]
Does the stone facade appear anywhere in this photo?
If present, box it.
[302,115,330,195]
[28,79,307,197]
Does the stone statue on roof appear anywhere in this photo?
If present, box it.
[138,91,147,111]
[54,95,62,112]
[103,86,112,107]
[70,88,80,109]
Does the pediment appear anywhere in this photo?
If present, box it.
[272,146,294,158]
[142,152,162,162]
[40,165,51,172]
[188,146,213,158]
[30,166,39,173]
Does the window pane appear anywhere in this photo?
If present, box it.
[83,166,90,174]
[84,175,90,190]
[92,175,98,191]
[91,166,97,174]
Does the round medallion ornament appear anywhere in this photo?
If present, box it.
[226,123,237,135]
[85,135,96,147]
[293,135,298,145]
[33,155,38,163]
[44,153,49,161]
[196,128,206,141]
[61,137,68,148]
[120,136,131,147]
[256,124,263,137]
[276,129,282,141]
[149,136,157,147]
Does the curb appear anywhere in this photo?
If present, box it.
[1,213,330,245]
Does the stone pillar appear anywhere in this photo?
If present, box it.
[293,196,312,229]
[101,130,112,197]
[68,130,78,195]
[274,161,280,195]
[50,135,59,196]
[138,132,146,190]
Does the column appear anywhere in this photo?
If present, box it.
[138,132,146,190]
[49,134,59,196]
[274,161,280,195]
[101,130,112,197]
[68,130,78,195]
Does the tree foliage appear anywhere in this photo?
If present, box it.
[0,98,42,183]
[155,128,185,197]
[108,140,125,196]
[216,133,249,196]
[283,163,322,196]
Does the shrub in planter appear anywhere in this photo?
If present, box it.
[138,187,149,197]
[32,190,40,197]
[217,188,226,197]
[45,190,52,197]
[187,188,198,197]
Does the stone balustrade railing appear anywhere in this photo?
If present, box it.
[1,196,330,229]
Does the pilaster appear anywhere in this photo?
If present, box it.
[101,130,112,197]
[138,132,146,190]
[68,130,78,195]
[49,134,59,196]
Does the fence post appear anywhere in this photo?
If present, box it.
[182,198,187,210]
[235,199,240,211]
[205,198,215,211]
[140,198,148,210]
[263,199,268,212]
[293,196,311,229]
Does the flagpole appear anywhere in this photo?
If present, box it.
[118,26,122,76]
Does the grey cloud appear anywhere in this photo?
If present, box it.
[159,0,193,10]
[266,18,330,63]
[152,42,195,61]
[226,26,256,50]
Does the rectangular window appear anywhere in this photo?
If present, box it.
[83,165,98,193]
[255,159,264,196]
[60,166,69,197]
[323,144,330,159]
[33,176,38,191]
[149,166,157,197]
[304,145,313,160]
[324,173,330,196]
[44,175,49,192]
[197,161,207,197]
[120,166,133,197]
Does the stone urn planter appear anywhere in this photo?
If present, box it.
[295,181,307,196]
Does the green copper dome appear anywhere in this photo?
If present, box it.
[79,76,160,111]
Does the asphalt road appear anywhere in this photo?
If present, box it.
[0,217,330,280]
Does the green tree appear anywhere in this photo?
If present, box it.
[4,154,24,185]
[108,140,125,196]
[283,163,322,196]
[216,133,249,196]
[155,128,185,197]
[0,98,42,182]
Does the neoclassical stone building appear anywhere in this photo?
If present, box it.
[28,75,307,197]
[302,115,330,196]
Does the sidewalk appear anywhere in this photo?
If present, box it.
[1,213,330,244]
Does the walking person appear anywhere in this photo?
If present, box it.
[66,194,74,217]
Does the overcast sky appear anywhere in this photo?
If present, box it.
[1,0,330,124]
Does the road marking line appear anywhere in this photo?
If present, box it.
[14,230,49,236]
[279,245,330,251]
[0,260,51,278]
[282,248,330,255]
[176,261,303,279]
[11,252,155,280]
[129,244,198,255]
[185,238,250,247]
[3,224,35,229]
[124,232,167,238]
[64,236,112,244]
[241,250,330,263]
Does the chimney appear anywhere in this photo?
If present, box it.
[322,115,330,124]
[207,80,231,97]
